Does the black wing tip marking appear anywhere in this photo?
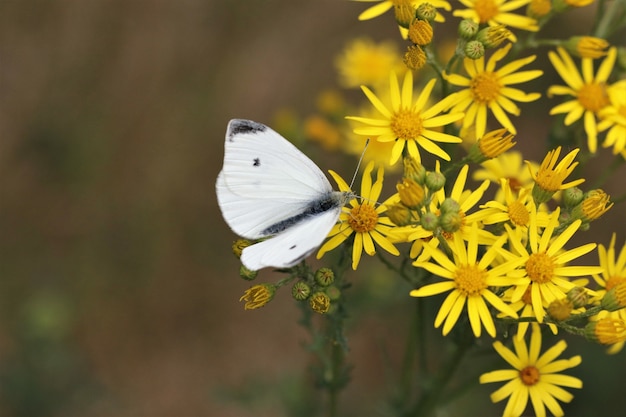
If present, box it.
[226,119,267,141]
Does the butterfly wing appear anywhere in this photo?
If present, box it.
[220,119,333,200]
[240,206,342,270]
[217,119,335,239]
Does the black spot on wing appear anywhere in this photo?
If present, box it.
[289,244,296,250]
[253,158,260,167]
[227,119,266,141]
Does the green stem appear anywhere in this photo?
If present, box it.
[403,339,472,417]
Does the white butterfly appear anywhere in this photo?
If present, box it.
[216,119,354,271]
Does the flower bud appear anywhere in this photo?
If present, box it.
[458,19,478,39]
[440,198,460,215]
[240,284,276,310]
[420,212,439,231]
[471,128,515,161]
[567,286,589,309]
[397,178,425,209]
[239,265,258,281]
[394,2,415,28]
[585,317,626,345]
[408,19,433,46]
[566,36,609,59]
[424,171,446,191]
[404,44,427,70]
[476,24,511,49]
[233,239,251,258]
[310,292,331,314]
[403,157,426,184]
[440,211,463,233]
[571,189,613,222]
[292,281,311,301]
[386,203,413,226]
[562,187,584,208]
[464,40,485,59]
[601,281,626,311]
[325,285,341,301]
[527,0,551,18]
[416,3,437,21]
[315,267,335,287]
[547,298,573,321]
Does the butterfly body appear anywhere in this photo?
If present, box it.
[216,119,352,270]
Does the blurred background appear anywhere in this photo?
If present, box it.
[0,1,624,416]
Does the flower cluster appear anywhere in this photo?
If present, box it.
[226,1,626,416]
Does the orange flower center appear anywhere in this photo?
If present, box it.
[454,263,488,296]
[348,204,379,233]
[526,252,555,284]
[605,276,626,291]
[520,366,540,385]
[474,0,499,23]
[577,82,610,112]
[391,109,424,140]
[521,286,533,305]
[470,72,501,104]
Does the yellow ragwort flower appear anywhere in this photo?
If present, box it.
[504,207,602,323]
[445,43,543,139]
[411,224,521,337]
[335,38,404,89]
[453,0,539,34]
[565,36,610,59]
[598,80,626,155]
[348,70,464,164]
[473,151,538,202]
[527,146,585,204]
[592,233,626,353]
[468,128,516,162]
[547,46,617,153]
[480,324,582,417]
[317,161,400,270]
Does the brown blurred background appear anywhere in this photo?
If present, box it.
[0,1,624,416]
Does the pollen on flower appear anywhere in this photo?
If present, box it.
[526,252,555,284]
[508,200,530,226]
[348,204,379,233]
[605,276,626,291]
[473,0,499,23]
[470,72,501,104]
[391,109,424,139]
[520,366,540,385]
[577,83,610,112]
[454,264,488,296]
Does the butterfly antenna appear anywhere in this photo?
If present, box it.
[349,138,370,190]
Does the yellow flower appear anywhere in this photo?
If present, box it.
[317,161,400,269]
[473,151,538,202]
[335,38,404,89]
[475,178,550,234]
[453,0,539,34]
[547,46,617,153]
[598,80,626,155]
[467,128,516,162]
[528,146,585,204]
[591,234,626,353]
[586,316,626,345]
[445,43,543,139]
[411,224,521,338]
[348,70,464,164]
[480,324,582,417]
[504,207,602,323]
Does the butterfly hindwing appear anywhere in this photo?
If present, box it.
[240,206,342,270]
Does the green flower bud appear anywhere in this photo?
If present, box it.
[420,212,439,232]
[424,171,446,191]
[315,267,335,287]
[292,281,311,301]
[239,265,258,281]
[416,2,437,21]
[562,187,584,208]
[310,292,331,314]
[458,19,479,39]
